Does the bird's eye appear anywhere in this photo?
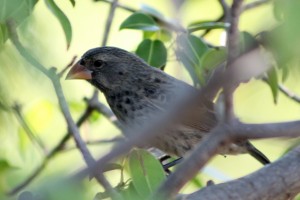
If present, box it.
[94,60,104,68]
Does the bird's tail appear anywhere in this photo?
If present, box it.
[245,141,270,165]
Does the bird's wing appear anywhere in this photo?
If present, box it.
[143,79,217,133]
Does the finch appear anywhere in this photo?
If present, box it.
[66,47,270,165]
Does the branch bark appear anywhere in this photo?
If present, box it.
[180,145,300,200]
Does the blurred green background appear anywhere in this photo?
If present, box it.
[0,0,300,199]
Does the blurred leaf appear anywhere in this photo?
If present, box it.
[267,68,279,104]
[188,22,230,33]
[69,0,75,7]
[281,66,289,82]
[120,12,160,32]
[273,0,284,21]
[239,31,259,55]
[0,0,38,24]
[89,110,101,123]
[136,39,167,68]
[0,24,8,47]
[128,149,165,198]
[37,179,87,200]
[159,29,172,42]
[45,0,72,49]
[177,34,209,85]
[18,191,34,200]
[26,100,54,132]
[0,159,16,172]
[143,29,172,42]
[201,47,227,71]
[191,176,203,188]
[140,4,165,20]
[119,182,141,200]
[143,31,156,39]
[0,0,37,47]
[177,34,208,66]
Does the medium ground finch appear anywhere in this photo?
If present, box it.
[66,47,270,165]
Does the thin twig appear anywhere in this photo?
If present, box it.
[7,21,117,198]
[227,0,244,62]
[262,77,300,103]
[95,0,135,13]
[62,137,124,152]
[12,103,47,154]
[7,160,48,196]
[58,56,77,78]
[219,0,230,23]
[101,0,119,46]
[223,0,244,123]
[242,0,271,12]
[7,106,93,195]
[6,20,49,77]
[84,97,123,129]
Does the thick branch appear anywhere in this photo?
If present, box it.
[181,145,300,200]
[155,119,300,199]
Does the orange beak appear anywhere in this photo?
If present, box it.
[66,62,92,80]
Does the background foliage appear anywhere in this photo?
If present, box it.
[0,0,300,199]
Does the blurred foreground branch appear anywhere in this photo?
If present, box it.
[180,144,300,200]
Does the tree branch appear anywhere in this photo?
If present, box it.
[155,118,300,199]
[181,145,300,200]
[242,0,272,12]
[8,103,93,195]
[12,103,47,154]
[101,0,119,46]
[6,20,118,197]
[84,97,123,129]
[262,77,300,104]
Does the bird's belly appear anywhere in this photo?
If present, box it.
[152,126,205,157]
[151,125,248,157]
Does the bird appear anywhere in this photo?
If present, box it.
[66,46,270,165]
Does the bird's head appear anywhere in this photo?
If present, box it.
[66,47,149,92]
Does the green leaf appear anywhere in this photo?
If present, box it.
[239,31,259,54]
[143,31,156,39]
[201,47,227,71]
[0,23,8,48]
[188,22,230,33]
[45,0,72,49]
[140,4,165,20]
[0,0,37,49]
[273,0,284,21]
[281,66,289,82]
[136,39,167,68]
[0,0,38,24]
[0,159,16,172]
[120,12,160,32]
[69,0,75,7]
[120,182,142,200]
[176,34,209,85]
[267,68,279,104]
[128,149,166,198]
[191,176,203,188]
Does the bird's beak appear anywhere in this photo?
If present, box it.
[66,62,92,80]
